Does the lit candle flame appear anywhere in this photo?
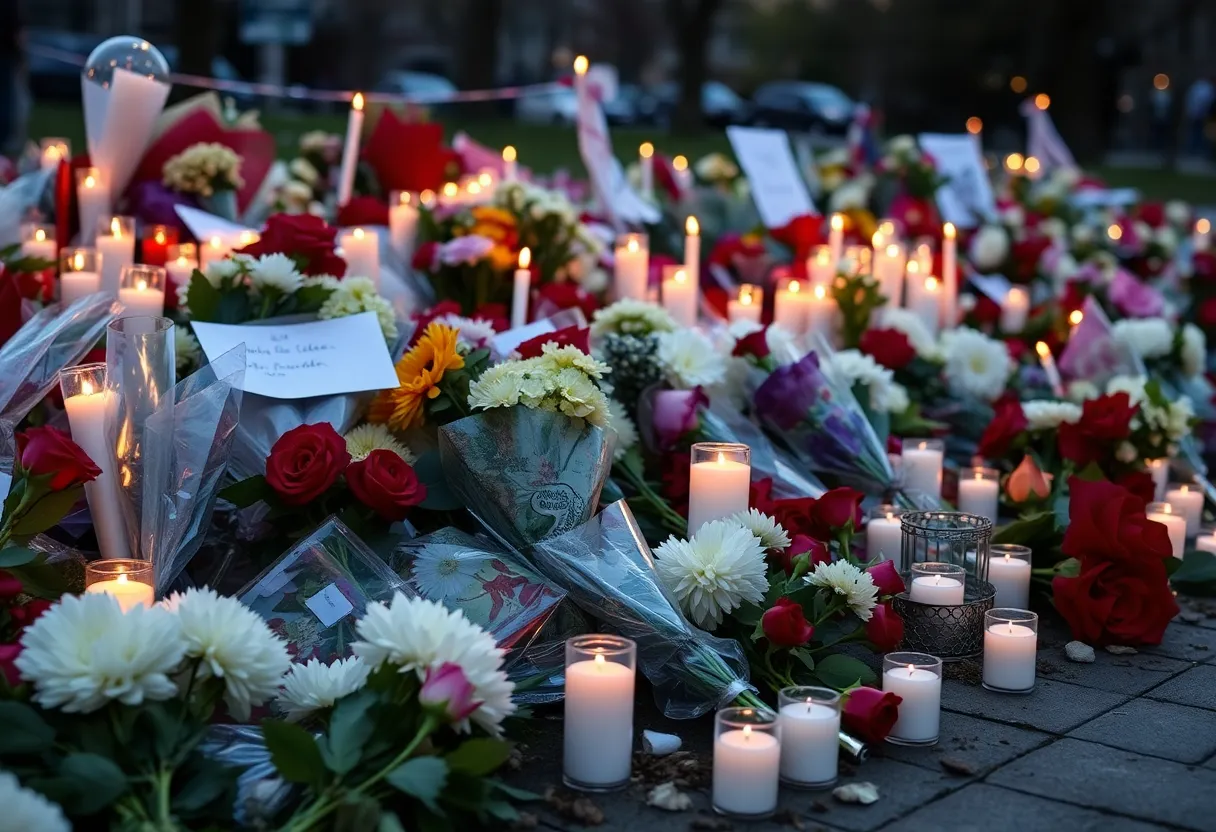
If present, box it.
[830,213,844,232]
[573,55,588,76]
[673,155,688,172]
[117,573,129,585]
[817,248,831,265]
[84,174,96,188]
[886,512,895,521]
[1004,552,1011,563]
[467,181,482,195]
[814,284,826,300]
[353,228,365,240]
[977,471,985,481]
[352,92,365,111]
[918,441,928,450]
[73,252,84,270]
[154,229,166,244]
[1198,218,1212,235]
[34,228,46,242]
[906,663,915,674]
[478,172,492,188]
[443,182,458,198]
[742,725,752,740]
[1024,156,1041,175]
[686,215,699,236]
[1035,340,1051,359]
[136,279,148,292]
[82,379,93,396]
[1034,93,1050,110]
[420,189,435,205]
[886,243,900,258]
[111,218,122,238]
[789,280,801,295]
[1006,153,1024,171]
[925,276,939,291]
[1108,223,1123,241]
[626,238,638,253]
[739,285,754,305]
[502,145,516,163]
[594,652,606,667]
[965,117,983,135]
[209,235,222,248]
[639,142,654,159]
[674,268,687,285]
[717,452,726,465]
[519,247,531,269]
[1069,309,1084,326]
[944,222,956,240]
[933,575,941,586]
[1007,621,1014,634]
[1182,484,1189,493]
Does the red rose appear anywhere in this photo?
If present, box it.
[1052,557,1178,646]
[1061,477,1170,566]
[761,597,815,647]
[866,602,905,652]
[239,213,346,276]
[1058,392,1136,467]
[842,686,903,744]
[970,294,1002,326]
[732,327,771,360]
[336,195,390,228]
[412,241,439,272]
[0,569,21,599]
[977,397,1028,461]
[346,449,426,521]
[1137,201,1166,229]
[860,328,916,370]
[17,426,101,491]
[534,282,600,322]
[781,534,831,574]
[0,642,20,687]
[771,214,825,261]
[866,559,905,597]
[516,325,590,359]
[1194,252,1216,283]
[767,497,818,539]
[8,598,51,628]
[1114,470,1156,505]
[473,302,510,333]
[265,423,351,506]
[1010,235,1051,283]
[807,487,865,539]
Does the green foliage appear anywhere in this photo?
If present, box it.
[386,757,449,813]
[263,719,329,789]
[1173,550,1216,596]
[831,271,886,349]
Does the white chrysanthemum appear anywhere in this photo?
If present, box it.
[1111,318,1174,361]
[880,381,910,414]
[15,593,185,713]
[352,593,515,735]
[554,366,612,426]
[162,588,291,721]
[969,225,1010,271]
[731,509,791,552]
[175,326,202,374]
[1067,380,1101,402]
[467,363,525,410]
[204,257,243,287]
[876,308,940,361]
[344,423,415,463]
[806,560,879,621]
[410,545,488,602]
[657,329,727,389]
[940,327,1013,402]
[590,299,677,338]
[1181,323,1206,378]
[606,396,638,461]
[433,313,497,351]
[0,772,70,832]
[1022,400,1083,431]
[824,349,905,413]
[540,342,612,379]
[302,274,342,291]
[653,520,769,630]
[278,657,370,721]
[765,324,803,366]
[317,276,398,340]
[250,252,303,295]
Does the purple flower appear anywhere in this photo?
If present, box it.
[651,387,708,447]
[754,352,829,430]
[126,181,194,233]
[419,662,481,723]
[437,234,496,267]
[1109,267,1165,318]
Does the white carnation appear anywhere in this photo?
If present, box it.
[806,560,878,621]
[278,657,370,721]
[654,520,769,630]
[0,772,70,832]
[657,329,727,389]
[1022,400,1082,430]
[250,252,303,294]
[969,225,1010,271]
[940,327,1014,402]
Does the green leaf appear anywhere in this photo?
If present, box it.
[1172,550,1216,596]
[216,287,253,324]
[789,648,816,674]
[446,738,512,776]
[386,756,448,813]
[219,475,273,508]
[56,753,128,814]
[415,449,462,511]
[0,702,54,753]
[1054,556,1082,578]
[172,758,235,814]
[262,719,327,788]
[334,793,383,832]
[378,813,408,832]
[491,781,540,802]
[295,282,333,313]
[184,272,222,322]
[8,557,74,600]
[320,691,377,775]
[12,487,85,536]
[484,800,519,822]
[0,546,37,567]
[814,653,876,690]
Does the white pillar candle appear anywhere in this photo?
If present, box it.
[1196,532,1216,554]
[683,215,701,282]
[987,550,1032,610]
[512,247,531,329]
[804,284,836,340]
[389,191,420,264]
[672,154,693,193]
[957,468,1000,522]
[942,223,957,328]
[1146,459,1169,502]
[95,218,135,295]
[807,246,835,288]
[1147,502,1187,558]
[198,235,230,272]
[1000,286,1030,332]
[883,664,941,743]
[828,213,845,266]
[76,168,111,245]
[336,92,365,207]
[60,270,101,305]
[727,285,762,324]
[874,243,907,307]
[339,228,381,288]
[914,241,933,277]
[21,225,57,264]
[661,266,697,328]
[865,512,902,563]
[118,279,165,318]
[909,574,965,605]
[564,653,635,788]
[502,145,518,182]
[63,380,131,562]
[613,234,649,300]
[687,445,751,534]
[778,701,839,786]
[165,255,196,294]
[901,439,943,500]
[983,620,1037,692]
[713,725,780,817]
[1035,341,1065,398]
[905,270,941,337]
[1165,484,1203,537]
[639,142,655,201]
[773,279,809,334]
[1194,218,1211,253]
[84,572,154,612]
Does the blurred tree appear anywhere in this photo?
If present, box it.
[458,0,504,88]
[665,0,724,131]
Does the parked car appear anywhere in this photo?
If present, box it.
[652,80,750,127]
[515,87,578,125]
[749,81,856,135]
[373,70,459,104]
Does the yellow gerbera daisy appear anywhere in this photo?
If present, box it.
[368,323,465,430]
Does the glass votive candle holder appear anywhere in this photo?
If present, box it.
[1146,501,1186,558]
[901,437,945,500]
[777,687,840,789]
[20,222,57,265]
[40,136,70,170]
[688,442,751,534]
[84,559,154,612]
[983,609,1038,694]
[987,544,1032,609]
[59,247,101,306]
[713,707,781,819]
[1164,482,1203,537]
[882,652,942,746]
[1196,525,1216,554]
[563,635,636,792]
[957,466,1000,522]
[865,504,903,563]
[613,232,649,301]
[908,562,966,605]
[118,265,167,319]
[141,224,178,266]
[727,283,763,324]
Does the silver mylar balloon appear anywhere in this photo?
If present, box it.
[83,36,170,89]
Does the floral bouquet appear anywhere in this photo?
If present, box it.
[162,141,245,220]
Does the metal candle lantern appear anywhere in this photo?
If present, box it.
[897,510,993,582]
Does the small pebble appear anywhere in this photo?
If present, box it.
[1065,641,1095,663]
[647,782,692,812]
[940,757,977,777]
[1105,645,1138,655]
[643,730,682,756]
[832,782,879,805]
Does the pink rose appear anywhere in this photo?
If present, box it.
[1109,268,1165,319]
[650,387,708,448]
[419,662,481,724]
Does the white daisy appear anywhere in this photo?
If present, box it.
[277,657,370,721]
[162,587,292,721]
[656,329,727,389]
[940,328,1014,402]
[731,509,791,552]
[15,593,185,713]
[806,560,879,621]
[344,423,415,463]
[352,593,515,736]
[653,519,769,630]
[1022,400,1082,431]
[249,253,303,295]
[606,396,638,461]
[0,772,70,832]
[409,545,488,602]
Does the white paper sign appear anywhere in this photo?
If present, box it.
[726,126,816,228]
[492,319,555,357]
[918,133,997,229]
[191,312,399,400]
[969,273,1013,303]
[174,204,256,244]
[304,582,355,628]
[576,86,659,228]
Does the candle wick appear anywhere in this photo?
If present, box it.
[117,573,128,585]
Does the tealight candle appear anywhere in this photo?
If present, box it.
[687,442,751,534]
[141,224,177,266]
[613,233,649,301]
[20,222,57,264]
[512,247,531,329]
[1147,501,1186,558]
[165,243,198,298]
[199,235,230,272]
[987,544,1032,609]
[1196,527,1216,554]
[1001,286,1030,332]
[59,248,101,305]
[865,505,903,563]
[563,635,636,792]
[807,245,834,287]
[1146,458,1169,502]
[727,284,763,324]
[75,167,110,245]
[388,190,420,264]
[117,265,167,319]
[1165,483,1203,537]
[84,559,153,612]
[905,266,941,336]
[882,652,942,745]
[684,215,700,282]
[773,278,809,334]
[901,437,944,500]
[958,466,1000,522]
[661,266,697,328]
[712,708,781,819]
[96,216,135,295]
[909,562,966,605]
[777,686,840,788]
[983,609,1038,693]
[338,228,381,288]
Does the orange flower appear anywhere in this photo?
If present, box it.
[368,322,464,430]
[1006,455,1051,503]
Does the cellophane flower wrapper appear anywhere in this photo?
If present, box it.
[141,344,245,595]
[198,725,289,828]
[438,407,613,552]
[1058,296,1145,388]
[0,168,55,247]
[390,527,581,703]
[527,498,759,719]
[237,516,408,663]
[698,403,826,499]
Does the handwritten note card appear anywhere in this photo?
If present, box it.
[726,126,816,228]
[918,133,997,229]
[191,312,399,399]
[305,582,355,629]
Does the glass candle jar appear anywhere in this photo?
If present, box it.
[84,559,154,612]
[563,635,637,792]
[713,707,780,819]
[865,504,903,563]
[987,544,1032,609]
[687,442,751,534]
[882,652,942,746]
[983,609,1038,693]
[908,562,967,605]
[777,687,840,788]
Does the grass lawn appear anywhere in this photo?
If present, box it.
[27,102,1214,204]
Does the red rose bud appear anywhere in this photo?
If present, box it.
[866,602,905,652]
[732,327,771,359]
[9,599,51,628]
[761,597,815,647]
[866,559,906,597]
[265,423,351,506]
[0,569,21,600]
[516,325,590,359]
[0,642,20,687]
[841,686,903,744]
[808,487,865,539]
[16,426,101,491]
[346,449,426,521]
[419,661,481,723]
[860,327,916,370]
[783,534,832,575]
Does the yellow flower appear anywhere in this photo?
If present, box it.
[368,323,465,430]
[471,206,516,227]
[487,244,517,271]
